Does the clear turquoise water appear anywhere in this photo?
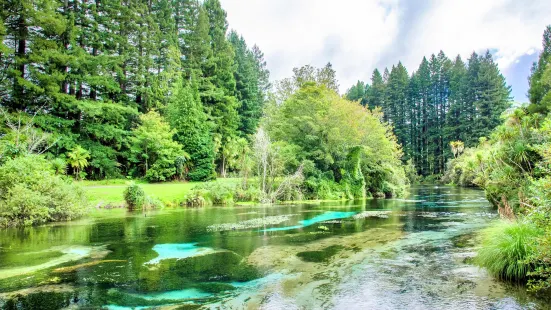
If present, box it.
[0,186,547,309]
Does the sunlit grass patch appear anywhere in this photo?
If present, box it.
[476,221,541,281]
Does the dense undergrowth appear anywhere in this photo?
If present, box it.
[0,155,87,227]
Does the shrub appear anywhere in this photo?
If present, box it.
[476,221,541,281]
[124,182,146,211]
[186,182,234,206]
[0,155,87,227]
[145,196,164,209]
[186,182,262,206]
[234,186,260,202]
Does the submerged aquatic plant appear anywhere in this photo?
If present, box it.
[476,221,541,282]
[352,211,391,219]
[206,215,296,232]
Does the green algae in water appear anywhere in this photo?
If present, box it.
[0,291,75,310]
[296,245,345,263]
[451,232,476,248]
[105,289,208,308]
[133,251,261,293]
[0,251,64,269]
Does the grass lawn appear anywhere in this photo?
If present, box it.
[81,178,241,206]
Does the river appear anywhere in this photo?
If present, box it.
[0,186,547,309]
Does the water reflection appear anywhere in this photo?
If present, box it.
[0,186,547,309]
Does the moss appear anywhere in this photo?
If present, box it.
[105,289,206,308]
[451,233,476,248]
[296,245,345,263]
[194,282,235,293]
[1,291,75,310]
[0,251,64,268]
[133,252,260,292]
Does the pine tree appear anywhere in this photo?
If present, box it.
[229,31,264,137]
[473,51,511,138]
[416,57,431,174]
[166,82,216,181]
[368,69,385,112]
[445,55,467,150]
[528,25,551,114]
[345,81,367,105]
[251,44,270,98]
[386,63,409,157]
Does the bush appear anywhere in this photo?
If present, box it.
[186,182,262,206]
[123,182,164,210]
[0,155,87,227]
[186,182,234,206]
[124,182,146,211]
[476,221,541,281]
[234,186,260,202]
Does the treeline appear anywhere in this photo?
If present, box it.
[346,51,511,175]
[0,0,269,181]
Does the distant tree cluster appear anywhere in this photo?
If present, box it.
[346,51,511,175]
[0,0,269,181]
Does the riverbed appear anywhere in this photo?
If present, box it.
[0,186,547,309]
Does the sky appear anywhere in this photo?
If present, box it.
[220,0,551,102]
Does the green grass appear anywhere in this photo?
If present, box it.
[81,178,241,206]
[475,220,541,282]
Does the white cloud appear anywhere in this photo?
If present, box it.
[221,0,551,96]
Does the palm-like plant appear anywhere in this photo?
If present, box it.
[450,140,465,158]
[51,158,67,175]
[67,146,90,180]
[174,153,191,180]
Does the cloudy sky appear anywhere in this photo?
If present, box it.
[221,0,551,102]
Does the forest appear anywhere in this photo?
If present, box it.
[0,0,269,182]
[0,0,550,305]
[346,51,511,176]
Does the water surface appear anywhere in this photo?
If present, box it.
[0,186,547,309]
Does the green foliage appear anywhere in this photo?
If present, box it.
[445,26,551,294]
[0,155,87,227]
[229,31,269,136]
[187,182,235,206]
[0,0,268,181]
[67,146,90,180]
[166,85,216,182]
[124,182,146,211]
[345,80,369,106]
[130,111,186,182]
[266,80,407,199]
[348,51,511,176]
[50,158,67,175]
[476,221,540,281]
[273,63,339,103]
[528,25,551,114]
